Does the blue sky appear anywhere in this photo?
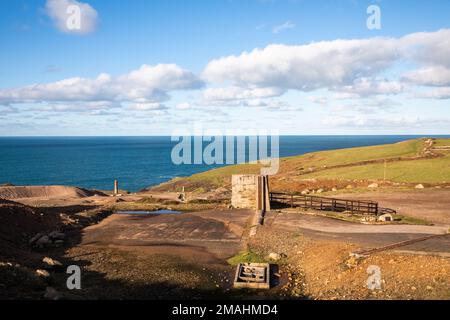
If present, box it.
[1,0,450,135]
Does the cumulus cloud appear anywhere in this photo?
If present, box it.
[45,0,98,34]
[403,66,450,87]
[402,29,450,68]
[339,78,404,98]
[201,29,450,100]
[4,28,450,119]
[202,38,401,91]
[0,64,203,110]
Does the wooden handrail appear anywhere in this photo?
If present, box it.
[269,192,386,216]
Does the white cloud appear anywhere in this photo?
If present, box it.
[402,29,450,68]
[45,0,98,35]
[415,87,450,100]
[240,99,299,110]
[202,39,401,92]
[36,101,120,112]
[202,29,450,98]
[329,98,400,114]
[0,64,203,109]
[176,102,191,110]
[403,66,450,87]
[202,86,284,104]
[339,78,404,98]
[198,86,287,109]
[273,20,296,34]
[322,115,450,130]
[128,102,167,111]
[322,116,421,128]
[308,96,328,105]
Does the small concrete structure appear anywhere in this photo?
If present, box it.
[232,175,271,237]
[233,263,270,289]
[231,175,270,212]
[231,175,258,209]
[378,213,394,222]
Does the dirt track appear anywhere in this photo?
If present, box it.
[265,212,450,255]
[334,189,450,225]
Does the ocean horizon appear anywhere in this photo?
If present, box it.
[1,135,449,192]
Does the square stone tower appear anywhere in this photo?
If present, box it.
[231,174,270,211]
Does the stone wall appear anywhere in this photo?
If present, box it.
[231,175,258,209]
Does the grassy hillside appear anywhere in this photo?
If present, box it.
[151,138,450,192]
[282,138,423,168]
[301,153,450,183]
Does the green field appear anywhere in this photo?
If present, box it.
[301,153,450,183]
[283,138,423,168]
[152,138,450,191]
[434,139,450,147]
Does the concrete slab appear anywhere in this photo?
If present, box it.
[81,209,254,260]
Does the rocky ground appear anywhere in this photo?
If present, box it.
[249,227,450,300]
[1,185,450,300]
[0,197,112,299]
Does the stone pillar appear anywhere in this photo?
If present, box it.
[114,180,119,195]
[178,186,186,202]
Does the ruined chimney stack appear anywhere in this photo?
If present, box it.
[114,180,119,195]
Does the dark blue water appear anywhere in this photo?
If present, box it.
[0,136,448,192]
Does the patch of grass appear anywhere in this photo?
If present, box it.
[111,202,161,212]
[152,163,261,191]
[434,138,450,147]
[186,163,260,185]
[284,139,423,169]
[393,214,433,226]
[110,198,228,213]
[188,198,219,204]
[320,211,367,223]
[136,197,160,204]
[227,250,265,266]
[165,140,423,190]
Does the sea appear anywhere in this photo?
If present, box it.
[0,135,449,192]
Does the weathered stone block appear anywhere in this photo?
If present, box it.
[231,175,259,209]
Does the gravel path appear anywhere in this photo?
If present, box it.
[265,212,450,254]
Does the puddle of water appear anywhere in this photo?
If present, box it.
[116,210,181,215]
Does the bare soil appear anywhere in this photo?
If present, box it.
[333,189,450,225]
[250,228,450,300]
[2,186,450,300]
[0,185,105,201]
